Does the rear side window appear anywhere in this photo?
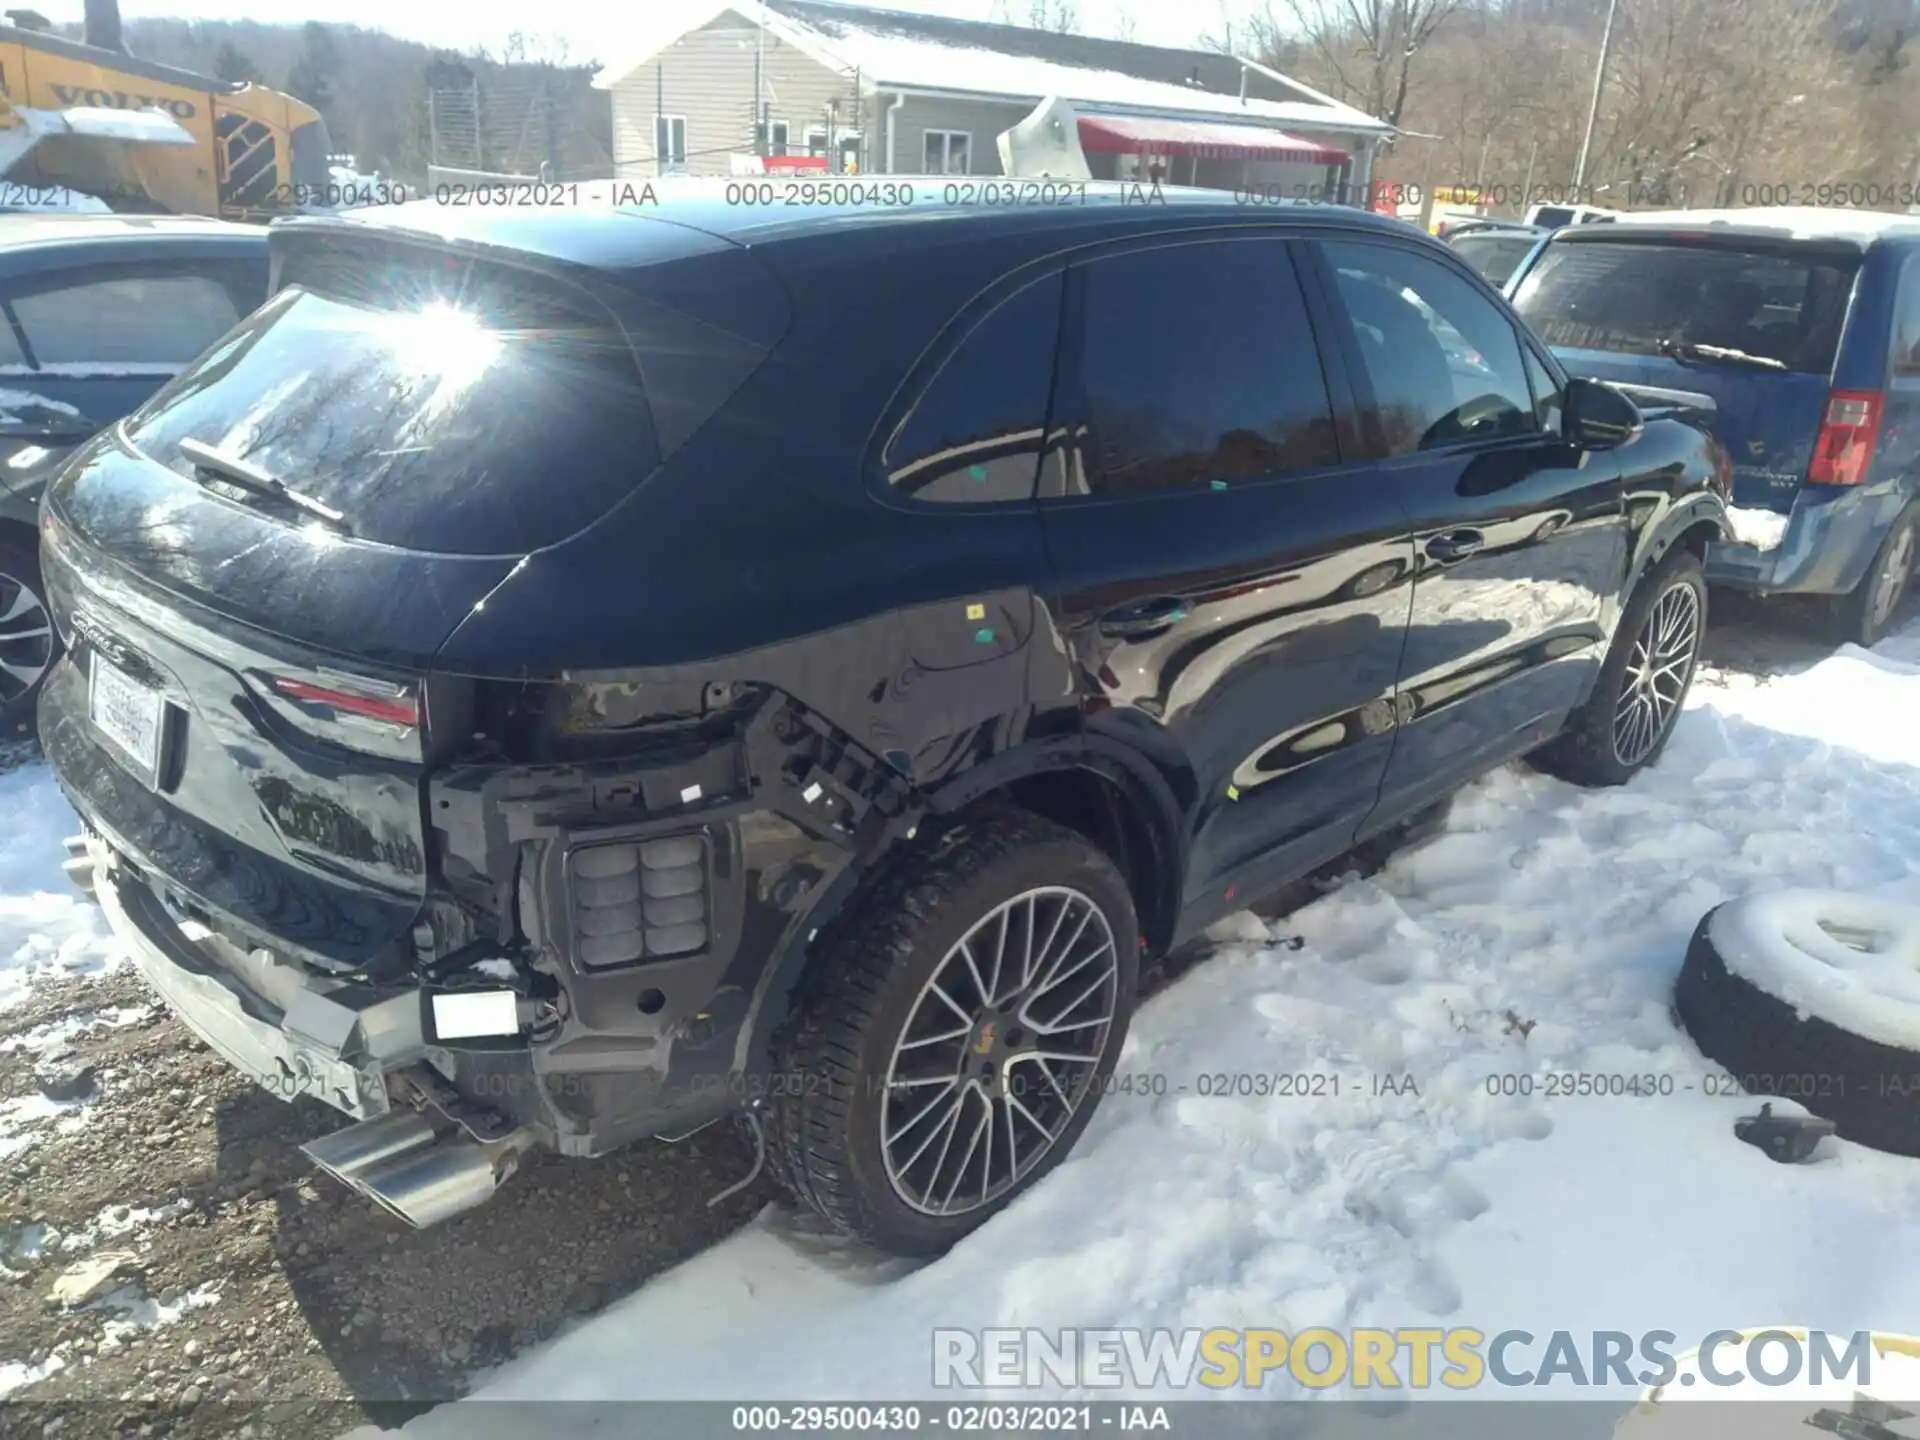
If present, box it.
[127,279,658,556]
[12,269,241,368]
[1893,253,1920,380]
[1064,237,1339,497]
[1511,240,1857,375]
[883,272,1062,503]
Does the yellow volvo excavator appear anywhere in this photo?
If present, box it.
[0,21,331,220]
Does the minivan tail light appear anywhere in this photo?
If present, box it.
[272,677,419,728]
[1807,389,1883,486]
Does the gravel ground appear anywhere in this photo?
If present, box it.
[0,589,1878,1440]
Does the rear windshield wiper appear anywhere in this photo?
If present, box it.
[1655,336,1788,371]
[177,438,352,535]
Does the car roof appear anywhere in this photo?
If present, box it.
[283,183,1424,274]
[1572,205,1920,249]
[0,213,266,245]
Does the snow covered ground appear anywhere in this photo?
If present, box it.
[10,622,1920,1430]
[378,622,1920,1431]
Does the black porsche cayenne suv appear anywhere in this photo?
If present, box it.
[40,190,1729,1255]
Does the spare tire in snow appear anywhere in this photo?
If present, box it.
[1675,890,1920,1158]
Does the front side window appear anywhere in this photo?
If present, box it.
[1319,239,1537,456]
[1066,238,1340,497]
[883,272,1062,503]
[12,269,241,368]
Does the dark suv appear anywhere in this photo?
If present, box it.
[41,192,1728,1255]
[1509,207,1920,645]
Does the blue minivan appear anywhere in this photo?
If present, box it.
[1508,207,1920,645]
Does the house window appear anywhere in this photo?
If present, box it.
[754,118,790,156]
[924,130,970,175]
[654,114,686,171]
[806,127,829,159]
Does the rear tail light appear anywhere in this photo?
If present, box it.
[271,675,419,728]
[567,835,709,969]
[1807,389,1883,486]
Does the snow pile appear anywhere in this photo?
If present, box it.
[0,1351,64,1399]
[1708,890,1920,1047]
[0,1089,94,1160]
[1725,504,1792,551]
[1,1004,152,1057]
[92,1281,221,1351]
[0,764,123,1014]
[377,621,1920,1431]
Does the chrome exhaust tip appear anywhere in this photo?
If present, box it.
[302,1111,534,1229]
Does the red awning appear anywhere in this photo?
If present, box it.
[1076,114,1348,164]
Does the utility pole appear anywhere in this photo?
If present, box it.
[1573,0,1619,191]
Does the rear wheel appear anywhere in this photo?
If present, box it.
[1532,547,1706,788]
[0,530,56,735]
[767,810,1138,1255]
[1831,504,1916,649]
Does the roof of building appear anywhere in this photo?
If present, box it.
[593,0,1389,135]
[1588,206,1920,247]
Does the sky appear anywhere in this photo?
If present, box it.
[37,0,1243,66]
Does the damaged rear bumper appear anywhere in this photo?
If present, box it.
[76,828,537,1228]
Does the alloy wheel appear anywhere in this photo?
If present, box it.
[880,886,1120,1217]
[1870,523,1915,634]
[0,569,52,707]
[1611,580,1701,768]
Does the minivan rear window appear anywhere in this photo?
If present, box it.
[1511,239,1858,375]
[125,279,660,556]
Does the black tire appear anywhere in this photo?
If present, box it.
[1830,503,1916,649]
[0,528,56,737]
[1675,898,1920,1158]
[1532,546,1706,788]
[767,808,1139,1255]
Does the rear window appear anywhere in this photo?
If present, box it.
[1450,233,1539,287]
[125,276,659,555]
[1510,239,1858,375]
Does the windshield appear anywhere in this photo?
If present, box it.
[1510,239,1857,375]
[1451,233,1540,287]
[125,282,659,555]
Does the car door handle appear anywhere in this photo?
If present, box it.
[1096,595,1189,640]
[1423,529,1486,563]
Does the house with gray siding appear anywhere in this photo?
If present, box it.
[594,0,1392,201]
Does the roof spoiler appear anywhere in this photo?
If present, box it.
[1602,380,1717,422]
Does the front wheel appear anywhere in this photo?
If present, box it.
[767,810,1139,1256]
[1533,547,1706,788]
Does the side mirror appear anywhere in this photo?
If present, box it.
[1563,376,1644,451]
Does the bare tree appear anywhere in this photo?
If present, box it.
[1257,0,1461,130]
[1112,4,1139,41]
[993,0,1081,33]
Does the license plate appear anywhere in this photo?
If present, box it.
[89,653,163,783]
